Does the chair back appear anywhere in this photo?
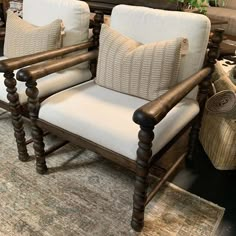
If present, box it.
[23,0,90,47]
[110,5,211,99]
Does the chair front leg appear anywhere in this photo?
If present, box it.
[131,125,154,232]
[4,71,30,161]
[26,79,47,174]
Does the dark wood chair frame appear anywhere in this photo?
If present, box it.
[84,0,180,14]
[15,15,224,231]
[0,0,183,164]
[0,11,104,161]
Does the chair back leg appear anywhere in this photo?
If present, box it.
[187,28,224,166]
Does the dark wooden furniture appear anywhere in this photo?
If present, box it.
[0,12,103,161]
[85,0,179,14]
[0,0,183,168]
[15,15,223,231]
[0,1,224,232]
[220,42,236,56]
[210,18,228,26]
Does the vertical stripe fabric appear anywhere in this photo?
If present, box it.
[96,24,185,101]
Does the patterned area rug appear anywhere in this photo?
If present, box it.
[0,109,224,236]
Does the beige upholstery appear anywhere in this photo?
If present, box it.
[110,5,210,99]
[39,81,199,161]
[4,11,62,58]
[39,5,210,161]
[96,24,186,100]
[0,0,91,104]
[17,5,214,232]
[0,58,91,104]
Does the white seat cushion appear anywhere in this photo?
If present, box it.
[0,57,92,104]
[39,80,199,161]
[110,5,211,99]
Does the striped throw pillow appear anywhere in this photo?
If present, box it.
[4,10,62,58]
[96,24,187,101]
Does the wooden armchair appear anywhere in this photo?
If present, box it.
[16,5,223,232]
[0,0,103,161]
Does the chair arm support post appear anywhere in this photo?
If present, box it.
[131,124,154,232]
[0,41,94,72]
[92,11,104,48]
[16,50,99,82]
[133,67,211,127]
[90,11,104,78]
[206,28,224,67]
[187,28,224,164]
[25,78,47,174]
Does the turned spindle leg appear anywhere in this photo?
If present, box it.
[90,11,104,78]
[131,125,154,232]
[26,79,47,174]
[4,71,29,161]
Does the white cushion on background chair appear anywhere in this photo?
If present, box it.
[39,80,199,161]
[0,0,92,104]
[0,57,92,104]
[23,0,90,47]
[110,5,211,99]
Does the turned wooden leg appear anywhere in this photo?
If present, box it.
[131,125,154,232]
[26,80,47,174]
[4,71,29,161]
[90,11,104,78]
[32,123,47,174]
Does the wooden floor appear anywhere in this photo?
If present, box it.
[173,140,236,236]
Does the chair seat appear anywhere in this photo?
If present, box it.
[39,80,199,160]
[0,57,92,104]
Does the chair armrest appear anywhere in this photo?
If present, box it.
[133,67,212,127]
[0,41,94,72]
[16,50,98,82]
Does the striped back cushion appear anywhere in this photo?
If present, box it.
[4,11,62,58]
[96,24,186,101]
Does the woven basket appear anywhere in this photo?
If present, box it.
[200,111,236,170]
[200,62,236,170]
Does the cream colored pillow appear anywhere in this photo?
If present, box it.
[96,24,187,101]
[4,10,62,58]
